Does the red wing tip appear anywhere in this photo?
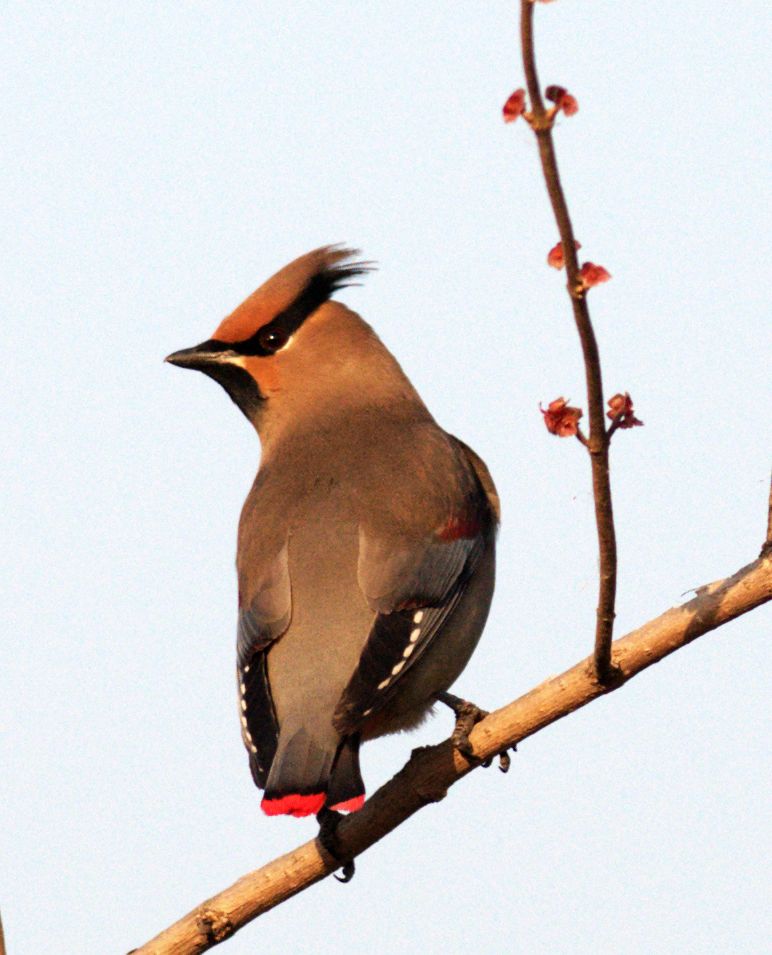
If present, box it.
[438,516,481,541]
[261,792,326,818]
[329,794,365,813]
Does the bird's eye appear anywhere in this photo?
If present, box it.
[257,327,290,354]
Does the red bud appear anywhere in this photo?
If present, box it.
[558,92,579,116]
[502,89,527,123]
[540,397,584,437]
[547,239,581,270]
[579,262,612,288]
[606,392,644,429]
[545,86,567,104]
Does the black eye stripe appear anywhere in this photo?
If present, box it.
[231,264,369,357]
[234,279,325,356]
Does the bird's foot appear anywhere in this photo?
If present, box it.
[435,690,515,773]
[316,807,355,883]
[436,691,488,759]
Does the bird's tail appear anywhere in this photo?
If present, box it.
[261,729,365,817]
[326,734,366,813]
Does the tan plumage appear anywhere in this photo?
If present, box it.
[167,247,498,817]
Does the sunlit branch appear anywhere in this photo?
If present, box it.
[132,553,772,954]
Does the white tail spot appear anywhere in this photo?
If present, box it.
[403,642,415,659]
[409,628,421,642]
[377,677,390,691]
[240,698,247,712]
[391,660,405,677]
[413,610,424,624]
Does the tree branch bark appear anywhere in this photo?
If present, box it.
[520,0,619,682]
[131,552,771,955]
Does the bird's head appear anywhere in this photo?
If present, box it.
[166,246,389,436]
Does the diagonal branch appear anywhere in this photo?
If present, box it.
[131,552,771,955]
[520,0,618,681]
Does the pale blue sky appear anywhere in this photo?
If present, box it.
[2,3,770,953]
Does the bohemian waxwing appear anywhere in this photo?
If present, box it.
[166,246,499,818]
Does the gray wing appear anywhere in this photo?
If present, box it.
[236,543,291,789]
[333,506,491,735]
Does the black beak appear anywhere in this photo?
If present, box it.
[165,340,233,370]
[165,339,263,420]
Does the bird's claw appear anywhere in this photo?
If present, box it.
[451,701,488,759]
[436,691,488,760]
[436,690,515,770]
[482,749,513,772]
[316,807,356,883]
[334,861,356,883]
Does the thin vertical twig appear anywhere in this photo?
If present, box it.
[520,0,618,681]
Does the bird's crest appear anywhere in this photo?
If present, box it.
[212,245,374,344]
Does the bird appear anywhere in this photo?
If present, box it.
[166,246,499,821]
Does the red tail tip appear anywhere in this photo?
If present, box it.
[261,792,326,818]
[329,794,365,813]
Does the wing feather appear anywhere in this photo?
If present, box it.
[236,543,291,788]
